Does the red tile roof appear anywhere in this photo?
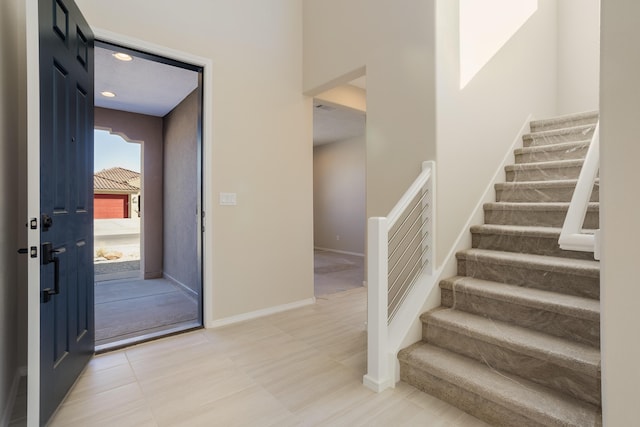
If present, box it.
[94,167,140,192]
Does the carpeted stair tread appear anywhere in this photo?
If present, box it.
[456,248,600,277]
[515,140,590,163]
[484,201,599,212]
[522,124,596,147]
[471,224,562,238]
[530,111,599,132]
[505,158,584,172]
[421,309,601,377]
[399,343,602,427]
[496,178,599,189]
[483,202,599,228]
[495,179,599,203]
[470,224,597,259]
[439,276,599,322]
[505,159,587,181]
[470,224,598,240]
[439,276,600,347]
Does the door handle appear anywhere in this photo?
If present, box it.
[42,242,64,303]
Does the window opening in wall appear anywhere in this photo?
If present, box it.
[459,0,538,89]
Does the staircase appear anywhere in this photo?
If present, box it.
[398,112,602,427]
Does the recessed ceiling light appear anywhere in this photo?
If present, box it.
[101,91,116,98]
[112,52,133,62]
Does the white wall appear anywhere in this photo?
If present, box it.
[313,136,366,255]
[600,0,640,423]
[75,0,313,320]
[0,0,21,420]
[304,0,436,220]
[556,0,600,114]
[435,0,558,263]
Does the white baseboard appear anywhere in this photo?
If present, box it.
[1,367,25,427]
[206,297,316,329]
[363,373,394,393]
[314,247,364,257]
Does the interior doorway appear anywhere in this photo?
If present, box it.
[312,78,367,296]
[93,41,204,350]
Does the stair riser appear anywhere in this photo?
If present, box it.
[530,118,598,132]
[506,166,583,182]
[516,145,589,163]
[423,323,601,406]
[523,129,595,147]
[400,364,547,427]
[456,258,599,299]
[440,288,600,347]
[471,232,596,260]
[484,208,599,228]
[496,186,599,203]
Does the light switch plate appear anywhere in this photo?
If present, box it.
[219,192,237,206]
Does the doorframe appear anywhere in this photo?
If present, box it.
[25,5,214,421]
[92,27,214,326]
[26,0,40,424]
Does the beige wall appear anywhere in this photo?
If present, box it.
[600,0,640,423]
[304,1,558,266]
[304,0,436,220]
[556,0,600,114]
[0,0,21,418]
[77,0,313,319]
[313,135,366,255]
[94,107,164,279]
[435,0,558,263]
[163,90,200,292]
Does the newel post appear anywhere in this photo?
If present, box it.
[363,217,391,392]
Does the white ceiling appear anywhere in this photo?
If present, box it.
[94,46,198,117]
[95,45,366,143]
[313,100,366,146]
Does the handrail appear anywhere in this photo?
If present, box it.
[559,121,600,259]
[363,161,435,392]
[387,166,434,228]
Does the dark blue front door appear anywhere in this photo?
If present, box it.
[38,0,94,423]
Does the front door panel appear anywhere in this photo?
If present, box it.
[38,0,94,423]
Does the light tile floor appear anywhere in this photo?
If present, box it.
[46,288,490,426]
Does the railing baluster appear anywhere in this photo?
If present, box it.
[364,160,435,393]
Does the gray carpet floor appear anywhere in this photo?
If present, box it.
[314,249,364,296]
[95,277,199,347]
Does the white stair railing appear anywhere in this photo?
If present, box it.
[363,161,435,392]
[559,122,600,259]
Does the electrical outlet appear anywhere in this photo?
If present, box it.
[336,235,340,240]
